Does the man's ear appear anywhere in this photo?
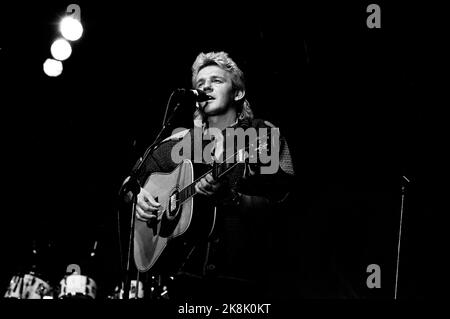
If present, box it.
[234,89,245,102]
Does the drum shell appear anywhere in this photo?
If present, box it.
[58,274,97,299]
[4,273,52,299]
[108,280,144,299]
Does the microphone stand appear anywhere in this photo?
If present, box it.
[394,175,410,300]
[119,89,192,299]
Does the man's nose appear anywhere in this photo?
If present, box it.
[203,81,212,92]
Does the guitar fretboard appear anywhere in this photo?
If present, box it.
[177,152,244,204]
[177,131,268,205]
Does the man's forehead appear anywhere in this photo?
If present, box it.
[196,65,229,80]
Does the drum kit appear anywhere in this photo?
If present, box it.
[3,240,102,300]
[3,272,53,299]
[3,271,98,300]
[4,238,174,300]
[3,273,178,300]
[3,267,176,300]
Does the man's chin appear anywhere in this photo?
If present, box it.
[203,105,220,116]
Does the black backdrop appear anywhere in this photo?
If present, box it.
[0,1,447,299]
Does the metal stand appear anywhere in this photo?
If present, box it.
[119,89,195,299]
[394,175,410,299]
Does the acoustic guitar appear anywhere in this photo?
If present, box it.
[133,134,267,272]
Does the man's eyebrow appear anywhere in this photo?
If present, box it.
[195,74,226,86]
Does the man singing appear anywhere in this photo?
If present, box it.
[124,51,295,301]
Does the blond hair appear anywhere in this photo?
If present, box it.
[191,51,253,126]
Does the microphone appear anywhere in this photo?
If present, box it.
[176,88,212,102]
[90,240,98,257]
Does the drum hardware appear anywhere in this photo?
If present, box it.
[108,280,144,299]
[58,273,97,299]
[149,274,174,300]
[4,272,53,299]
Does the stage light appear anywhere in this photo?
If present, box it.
[60,16,83,41]
[50,38,72,61]
[43,58,63,77]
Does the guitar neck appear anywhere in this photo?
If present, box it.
[178,154,243,204]
[178,130,268,204]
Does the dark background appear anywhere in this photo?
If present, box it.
[0,1,447,299]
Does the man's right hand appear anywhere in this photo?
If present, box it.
[135,188,161,222]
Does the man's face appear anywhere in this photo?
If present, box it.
[195,65,236,116]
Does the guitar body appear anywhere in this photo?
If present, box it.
[134,159,216,272]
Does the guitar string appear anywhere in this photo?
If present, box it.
[175,132,269,205]
[152,133,269,219]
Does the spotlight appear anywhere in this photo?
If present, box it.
[60,16,83,41]
[50,38,72,61]
[43,58,63,77]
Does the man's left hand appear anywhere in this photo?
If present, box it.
[195,173,222,196]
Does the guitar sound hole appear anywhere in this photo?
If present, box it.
[168,193,178,217]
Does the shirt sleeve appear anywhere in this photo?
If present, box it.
[236,119,295,203]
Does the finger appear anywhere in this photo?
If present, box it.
[205,174,217,184]
[195,182,213,196]
[138,189,160,209]
[135,206,147,221]
[137,199,150,211]
[136,214,156,222]
[195,183,206,195]
[136,206,157,221]
[139,188,161,206]
[137,197,158,212]
[136,212,149,222]
[143,194,161,207]
[202,178,216,191]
